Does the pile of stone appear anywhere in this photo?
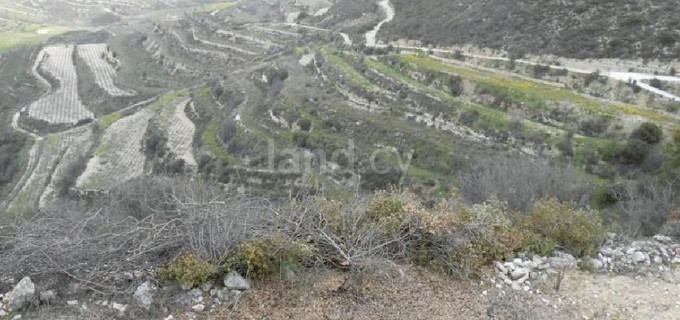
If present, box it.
[132,271,252,317]
[208,271,251,309]
[494,234,680,291]
[591,234,680,273]
[494,251,576,291]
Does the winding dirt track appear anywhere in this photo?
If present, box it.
[364,0,394,47]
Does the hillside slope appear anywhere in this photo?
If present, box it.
[380,0,680,60]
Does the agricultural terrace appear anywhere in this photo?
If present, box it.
[28,45,94,124]
[77,43,135,96]
[76,108,154,190]
[160,97,197,168]
[6,126,92,214]
[39,127,94,209]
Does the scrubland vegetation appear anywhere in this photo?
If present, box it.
[0,175,601,288]
[1,160,677,297]
[382,0,680,60]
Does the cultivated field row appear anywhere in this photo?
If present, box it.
[76,108,154,190]
[23,42,137,126]
[77,43,135,96]
[39,126,94,209]
[29,45,94,124]
[161,97,197,168]
[5,126,93,214]
[75,95,197,190]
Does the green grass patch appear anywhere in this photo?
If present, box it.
[194,0,240,13]
[0,23,74,53]
[197,85,212,99]
[149,90,187,112]
[98,112,122,130]
[203,121,236,162]
[320,47,379,91]
[94,141,112,158]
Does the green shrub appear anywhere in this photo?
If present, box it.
[521,231,556,256]
[525,198,605,256]
[556,132,574,157]
[142,121,168,159]
[631,122,663,144]
[429,199,526,277]
[364,196,408,235]
[447,75,463,96]
[577,259,599,272]
[616,139,650,165]
[444,236,508,277]
[649,78,663,90]
[225,237,316,280]
[366,196,404,220]
[159,251,216,288]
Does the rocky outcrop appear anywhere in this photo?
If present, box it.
[224,272,251,291]
[5,277,36,311]
[133,281,156,311]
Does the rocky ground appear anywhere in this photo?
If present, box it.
[2,233,680,319]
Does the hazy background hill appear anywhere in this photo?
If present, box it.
[380,0,680,59]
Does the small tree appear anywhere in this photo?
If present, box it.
[617,139,649,166]
[556,131,574,157]
[649,78,663,89]
[447,75,463,96]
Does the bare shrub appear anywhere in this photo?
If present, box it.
[278,193,419,269]
[0,177,272,294]
[661,209,680,239]
[612,178,679,236]
[457,155,590,211]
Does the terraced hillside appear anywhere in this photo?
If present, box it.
[1,0,679,210]
[0,0,243,25]
[3,3,680,320]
